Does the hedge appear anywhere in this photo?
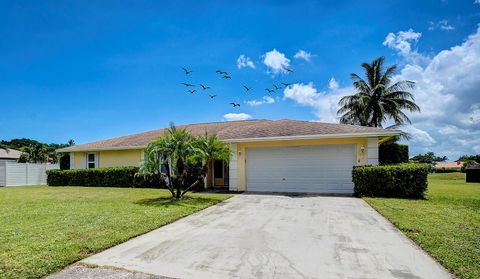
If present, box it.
[432,167,461,173]
[47,167,163,188]
[379,143,409,165]
[352,163,430,199]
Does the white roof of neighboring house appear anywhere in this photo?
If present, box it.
[0,148,22,160]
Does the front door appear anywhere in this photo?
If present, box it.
[213,160,229,187]
[214,160,225,186]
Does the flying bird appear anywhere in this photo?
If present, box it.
[281,82,292,87]
[216,70,228,75]
[208,94,217,99]
[199,84,211,90]
[181,83,195,87]
[222,75,231,79]
[243,85,251,91]
[182,67,193,74]
[265,88,274,93]
[229,102,240,107]
[273,84,282,90]
[286,68,293,73]
[187,90,196,94]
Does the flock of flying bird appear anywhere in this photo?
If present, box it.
[180,67,294,108]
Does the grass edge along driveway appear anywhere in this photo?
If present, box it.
[364,172,479,279]
[0,186,230,279]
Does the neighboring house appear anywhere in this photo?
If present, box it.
[434,161,464,169]
[57,119,399,194]
[0,148,22,162]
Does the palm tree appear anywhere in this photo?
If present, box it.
[139,124,231,199]
[337,56,420,127]
[19,145,48,163]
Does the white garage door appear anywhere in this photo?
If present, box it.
[246,144,356,194]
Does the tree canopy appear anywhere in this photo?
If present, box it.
[338,56,420,128]
[0,138,74,164]
[410,152,447,165]
[138,124,231,199]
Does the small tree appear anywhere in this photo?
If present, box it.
[138,124,231,199]
[18,144,48,163]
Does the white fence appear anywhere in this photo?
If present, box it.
[0,161,59,186]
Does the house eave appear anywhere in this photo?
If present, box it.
[56,146,146,153]
[223,131,401,143]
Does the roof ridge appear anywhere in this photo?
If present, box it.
[177,119,268,127]
[71,119,270,147]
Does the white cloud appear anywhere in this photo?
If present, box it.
[294,50,312,61]
[283,81,351,122]
[328,77,339,90]
[438,125,461,135]
[383,29,428,64]
[428,20,455,31]
[236,54,255,69]
[392,25,480,158]
[246,96,275,106]
[475,0,480,5]
[223,113,252,121]
[263,49,290,74]
[402,125,436,146]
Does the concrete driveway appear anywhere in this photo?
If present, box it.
[81,195,451,279]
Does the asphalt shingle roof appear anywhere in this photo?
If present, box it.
[58,119,399,152]
[0,149,22,159]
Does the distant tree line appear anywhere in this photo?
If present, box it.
[457,154,480,171]
[409,152,480,171]
[410,152,447,165]
[0,138,74,168]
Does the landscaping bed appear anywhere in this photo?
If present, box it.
[364,172,480,279]
[0,186,229,278]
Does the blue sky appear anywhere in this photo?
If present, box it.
[1,0,479,159]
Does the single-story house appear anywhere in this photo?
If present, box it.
[57,119,399,194]
[0,148,22,162]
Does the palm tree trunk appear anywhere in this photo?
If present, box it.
[163,161,176,198]
[181,164,209,197]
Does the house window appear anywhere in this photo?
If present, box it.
[87,153,96,168]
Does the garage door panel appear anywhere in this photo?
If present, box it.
[246,145,356,193]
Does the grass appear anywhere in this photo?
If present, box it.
[0,186,229,278]
[364,172,480,279]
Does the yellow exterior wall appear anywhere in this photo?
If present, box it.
[98,149,143,168]
[234,137,370,191]
[73,152,85,169]
[71,149,143,169]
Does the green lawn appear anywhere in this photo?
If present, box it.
[0,186,229,278]
[365,172,480,279]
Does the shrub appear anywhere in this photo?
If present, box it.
[47,167,164,188]
[352,163,430,199]
[461,160,477,173]
[379,143,409,165]
[432,167,461,173]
